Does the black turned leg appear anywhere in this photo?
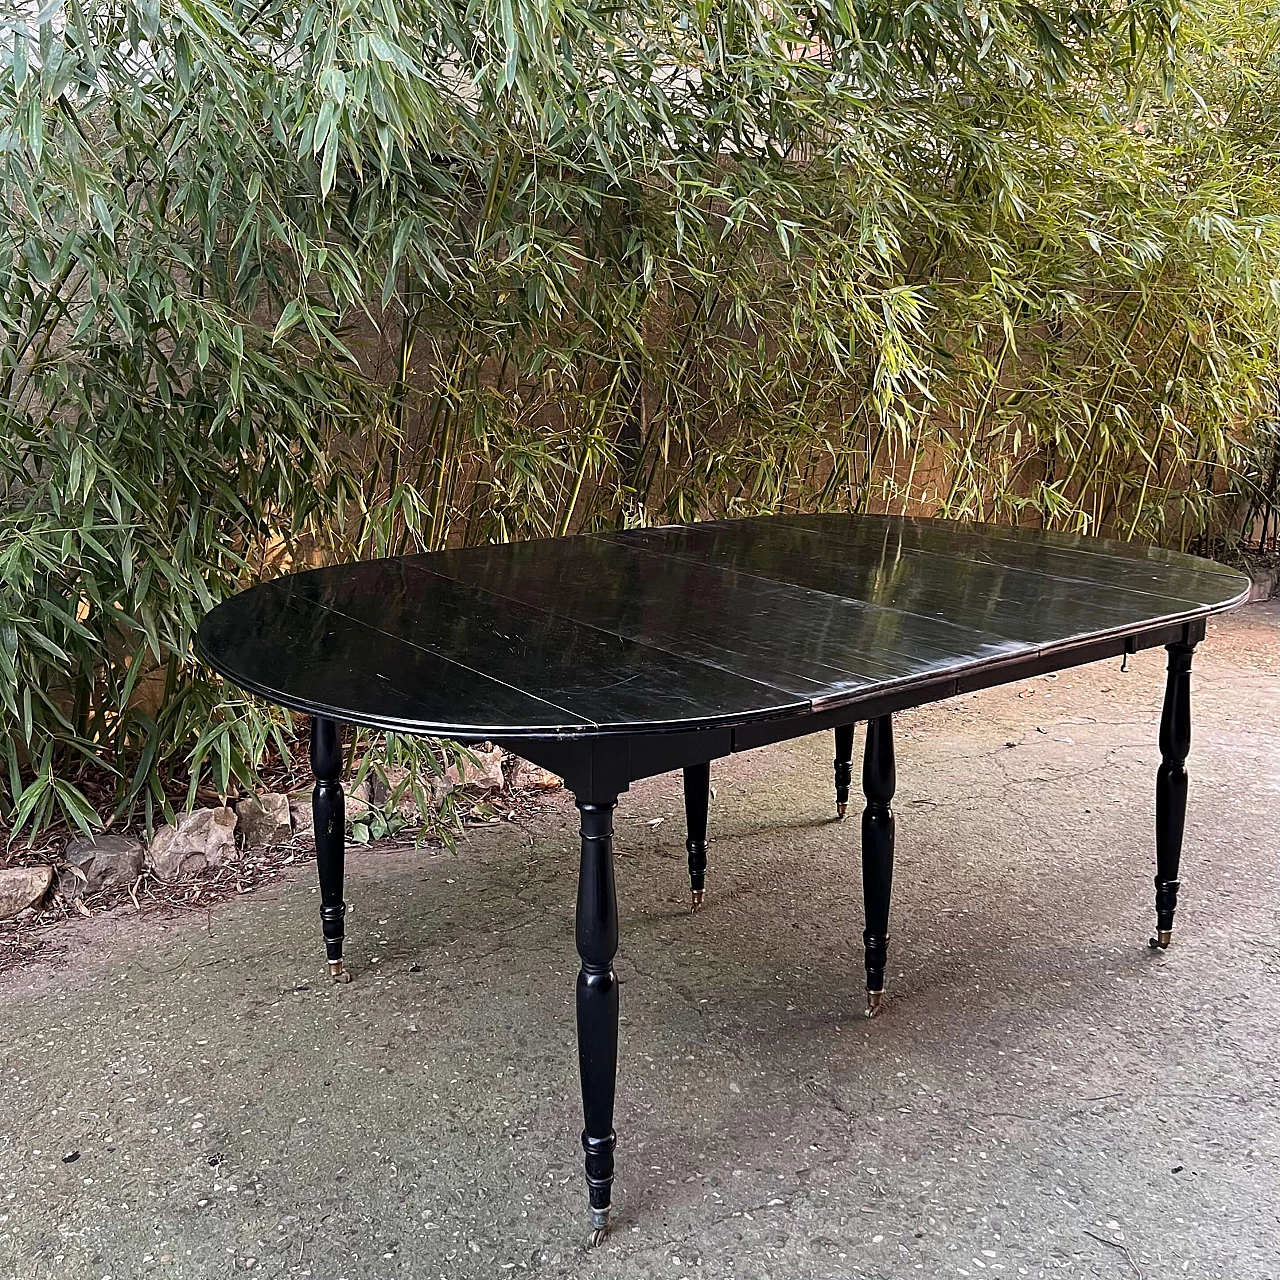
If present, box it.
[575,796,620,1244]
[834,723,855,818]
[683,762,710,913]
[1151,640,1196,950]
[861,714,896,1017]
[311,717,350,983]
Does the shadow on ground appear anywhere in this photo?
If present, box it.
[1,605,1276,1280]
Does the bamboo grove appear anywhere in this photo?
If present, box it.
[2,0,1278,834]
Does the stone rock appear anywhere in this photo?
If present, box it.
[347,779,372,820]
[287,790,312,837]
[366,767,427,821]
[235,793,292,848]
[508,756,563,792]
[57,833,144,899]
[147,807,238,882]
[446,745,506,795]
[0,865,53,919]
[288,780,371,838]
[1248,566,1277,603]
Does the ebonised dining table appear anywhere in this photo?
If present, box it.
[195,513,1250,1242]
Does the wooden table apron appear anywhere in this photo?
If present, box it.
[194,514,1250,1242]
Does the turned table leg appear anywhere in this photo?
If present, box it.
[683,763,710,913]
[575,795,620,1245]
[1151,640,1196,950]
[861,714,895,1017]
[834,723,855,818]
[310,717,350,983]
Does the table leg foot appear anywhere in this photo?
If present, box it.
[589,1203,610,1246]
[834,724,854,819]
[311,717,349,983]
[576,796,620,1239]
[1151,641,1194,948]
[683,763,710,912]
[862,715,895,1017]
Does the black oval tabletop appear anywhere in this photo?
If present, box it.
[195,515,1250,739]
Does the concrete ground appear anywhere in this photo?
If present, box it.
[1,605,1277,1280]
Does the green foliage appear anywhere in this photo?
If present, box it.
[1,0,1277,837]
[346,732,471,850]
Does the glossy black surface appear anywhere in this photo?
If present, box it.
[683,762,710,910]
[834,723,855,816]
[861,714,896,1015]
[310,717,349,981]
[575,798,620,1232]
[196,515,1248,740]
[1152,642,1195,947]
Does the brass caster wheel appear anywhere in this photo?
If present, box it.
[588,1205,610,1248]
[690,888,705,915]
[836,802,848,819]
[864,989,884,1019]
[1148,929,1173,951]
[329,959,352,983]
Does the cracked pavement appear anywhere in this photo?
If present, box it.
[0,602,1276,1279]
